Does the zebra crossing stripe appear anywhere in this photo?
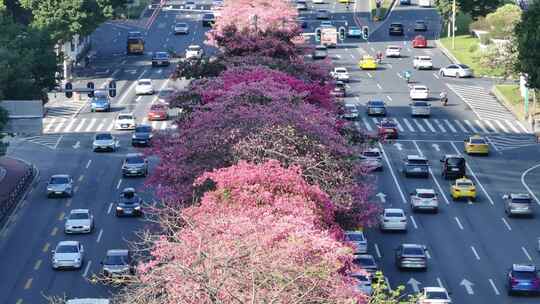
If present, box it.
[433,119,446,132]
[454,120,468,133]
[160,122,168,130]
[85,118,98,132]
[402,118,415,132]
[483,120,497,133]
[362,117,372,131]
[54,118,67,133]
[505,120,520,133]
[96,120,106,132]
[44,118,57,133]
[392,118,404,132]
[423,119,436,132]
[494,120,508,133]
[444,119,457,133]
[75,119,87,132]
[372,117,379,125]
[64,119,78,132]
[474,120,489,133]
[515,121,529,133]
[142,117,149,124]
[106,122,114,131]
[464,120,478,133]
[151,121,159,129]
[413,119,426,132]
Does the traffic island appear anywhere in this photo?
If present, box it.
[370,0,396,21]
[492,84,539,121]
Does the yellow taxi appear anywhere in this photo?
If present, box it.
[450,177,476,201]
[338,0,354,3]
[464,135,489,155]
[359,55,377,70]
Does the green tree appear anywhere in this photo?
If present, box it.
[515,0,540,90]
[0,103,9,156]
[369,272,419,304]
[485,3,521,39]
[458,0,502,20]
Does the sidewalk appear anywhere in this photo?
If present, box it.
[0,157,34,223]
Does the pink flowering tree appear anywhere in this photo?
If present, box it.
[111,161,366,304]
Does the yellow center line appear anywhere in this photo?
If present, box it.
[42,243,50,253]
[50,227,58,236]
[58,212,65,221]
[24,278,33,289]
[34,259,42,270]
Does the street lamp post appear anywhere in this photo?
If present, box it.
[452,0,456,49]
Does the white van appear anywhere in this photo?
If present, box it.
[66,299,110,304]
[418,0,431,7]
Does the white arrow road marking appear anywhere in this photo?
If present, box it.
[376,192,386,203]
[72,141,80,149]
[501,217,512,231]
[460,279,475,295]
[488,279,500,295]
[409,215,418,229]
[394,142,403,150]
[522,246,532,261]
[378,143,407,204]
[407,278,421,292]
[374,243,382,258]
[454,217,464,230]
[83,260,92,278]
[471,246,480,260]
[432,143,440,151]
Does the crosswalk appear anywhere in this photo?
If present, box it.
[43,117,173,134]
[485,134,538,151]
[21,134,63,149]
[446,83,516,121]
[355,116,529,135]
[44,100,87,119]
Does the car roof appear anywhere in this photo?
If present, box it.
[138,79,151,82]
[123,187,136,193]
[107,249,129,256]
[444,154,463,159]
[58,240,79,246]
[126,153,143,158]
[390,22,402,25]
[407,155,427,160]
[512,264,536,272]
[188,44,201,48]
[355,254,374,259]
[423,287,447,292]
[402,243,424,248]
[365,147,381,153]
[415,35,426,38]
[412,85,428,89]
[416,188,436,194]
[70,209,90,214]
[384,208,404,213]
[345,230,364,235]
[455,177,472,183]
[510,193,531,199]
[387,45,401,48]
[335,67,347,70]
[51,174,70,178]
[118,112,134,116]
[416,55,431,59]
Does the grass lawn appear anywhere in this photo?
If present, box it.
[495,84,538,120]
[370,0,394,21]
[439,35,504,77]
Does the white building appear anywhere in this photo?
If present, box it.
[58,34,91,81]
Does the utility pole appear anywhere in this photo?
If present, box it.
[452,0,456,49]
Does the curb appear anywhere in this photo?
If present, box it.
[491,86,529,124]
[368,0,398,36]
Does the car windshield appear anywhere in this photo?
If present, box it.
[104,254,128,265]
[345,233,364,241]
[369,101,385,107]
[155,52,168,59]
[413,87,427,91]
[388,46,400,50]
[386,212,403,217]
[135,126,152,133]
[123,190,135,198]
[416,21,425,25]
[426,291,448,299]
[350,26,359,30]
[417,192,435,199]
[408,159,428,165]
[351,274,369,282]
[513,271,537,280]
[355,257,375,266]
[362,151,381,158]
[457,181,473,188]
[412,101,428,107]
[126,156,144,164]
[380,121,396,127]
[176,23,187,27]
[403,247,424,255]
[95,133,112,140]
[458,64,470,69]
[418,56,431,60]
[118,115,133,120]
[139,80,151,86]
[188,46,200,51]
[50,177,69,184]
[335,68,347,73]
[470,138,486,144]
[93,98,108,103]
[446,158,464,166]
[69,212,89,220]
[512,198,532,204]
[56,245,78,253]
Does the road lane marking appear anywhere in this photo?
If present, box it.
[386,95,392,101]
[434,119,446,132]
[64,119,77,132]
[119,70,147,105]
[378,142,407,204]
[437,277,444,288]
[367,72,373,78]
[520,163,540,205]
[50,227,58,236]
[425,250,431,259]
[66,198,72,207]
[413,141,450,205]
[136,96,142,102]
[97,229,103,243]
[16,299,22,304]
[489,279,500,295]
[44,118,57,133]
[522,246,532,261]
[107,202,113,214]
[116,179,122,189]
[474,120,489,133]
[42,243,50,253]
[450,142,495,205]
[374,243,382,258]
[86,160,92,169]
[53,118,67,133]
[58,212,65,221]
[484,120,497,132]
[83,260,92,278]
[34,259,42,270]
[78,175,84,182]
[454,217,464,230]
[73,186,79,193]
[24,278,33,289]
[396,72,402,79]
[409,216,418,229]
[501,217,512,231]
[74,118,87,132]
[471,246,480,260]
[387,63,393,69]
[433,73,439,79]
[464,120,479,133]
[376,83,382,90]
[494,120,508,133]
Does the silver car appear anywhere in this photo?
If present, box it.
[351,273,373,295]
[359,148,383,171]
[51,241,84,270]
[47,174,73,198]
[65,209,94,234]
[440,64,473,78]
[173,22,189,34]
[92,133,119,152]
[410,188,439,213]
[380,208,407,231]
[410,101,431,117]
[101,249,135,276]
[344,231,368,254]
[504,193,534,217]
[122,153,148,177]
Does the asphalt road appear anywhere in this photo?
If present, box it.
[309,0,540,303]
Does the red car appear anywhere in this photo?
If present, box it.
[147,104,168,121]
[377,119,399,139]
[412,35,427,48]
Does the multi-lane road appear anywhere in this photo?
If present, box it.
[2,0,540,303]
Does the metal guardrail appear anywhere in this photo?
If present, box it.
[0,165,34,222]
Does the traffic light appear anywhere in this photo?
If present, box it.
[315,28,321,42]
[108,80,117,98]
[87,82,95,98]
[362,26,369,40]
[338,27,346,41]
[65,82,73,98]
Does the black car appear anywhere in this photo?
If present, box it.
[131,125,153,147]
[312,45,328,59]
[389,23,404,36]
[316,9,330,19]
[122,153,148,177]
[402,155,429,178]
[116,188,143,217]
[331,81,346,97]
[353,254,379,274]
[297,16,308,28]
[395,243,427,270]
[440,154,465,179]
[414,20,427,31]
[101,249,136,276]
[202,13,215,27]
[507,264,540,295]
[151,51,170,67]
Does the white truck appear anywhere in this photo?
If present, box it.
[321,26,338,48]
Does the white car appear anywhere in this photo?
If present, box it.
[413,55,433,69]
[115,113,137,130]
[51,241,85,270]
[410,101,431,117]
[410,189,439,213]
[331,67,350,82]
[342,104,359,119]
[418,287,452,304]
[351,273,373,295]
[385,45,401,57]
[135,79,154,95]
[440,64,473,78]
[173,22,189,34]
[185,45,203,60]
[379,208,407,231]
[344,231,368,254]
[92,132,119,152]
[410,85,429,100]
[359,148,383,171]
[313,0,325,3]
[65,209,94,234]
